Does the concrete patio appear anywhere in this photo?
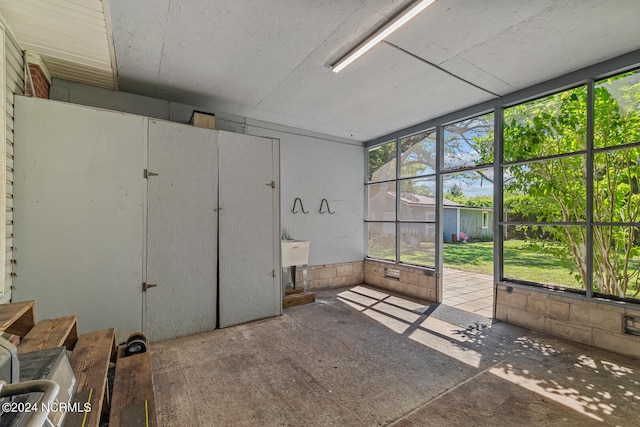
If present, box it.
[151,285,640,426]
[443,268,494,318]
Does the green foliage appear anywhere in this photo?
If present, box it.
[368,141,396,181]
[446,183,464,198]
[504,72,640,298]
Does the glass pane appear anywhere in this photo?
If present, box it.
[367,182,396,221]
[503,155,586,222]
[503,86,587,162]
[367,223,396,261]
[593,226,640,300]
[443,170,493,242]
[444,113,494,170]
[399,223,435,267]
[398,178,436,221]
[594,146,640,223]
[502,225,585,290]
[400,130,436,178]
[595,69,640,149]
[368,141,396,182]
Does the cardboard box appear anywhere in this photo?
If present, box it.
[190,111,216,129]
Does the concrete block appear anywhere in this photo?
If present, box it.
[570,304,623,333]
[365,274,384,287]
[319,266,337,279]
[418,273,435,287]
[400,269,418,286]
[388,280,407,294]
[506,308,545,332]
[497,289,527,310]
[494,303,508,321]
[337,264,353,277]
[405,284,421,298]
[352,261,364,275]
[547,319,592,346]
[527,296,549,315]
[314,278,329,289]
[328,276,347,288]
[426,289,437,302]
[345,274,361,286]
[592,329,640,359]
[307,267,320,281]
[511,286,531,296]
[549,300,570,321]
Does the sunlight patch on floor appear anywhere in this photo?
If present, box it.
[490,364,607,422]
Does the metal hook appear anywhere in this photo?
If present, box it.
[292,197,308,214]
[319,198,335,214]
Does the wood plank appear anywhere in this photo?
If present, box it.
[110,346,157,427]
[18,315,78,354]
[0,300,34,336]
[285,288,304,296]
[282,292,316,309]
[65,328,116,427]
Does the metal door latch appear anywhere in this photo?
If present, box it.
[266,181,276,188]
[144,170,158,179]
[142,283,157,291]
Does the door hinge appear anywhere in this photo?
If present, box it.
[266,181,276,189]
[144,169,158,179]
[142,282,158,292]
[270,269,276,278]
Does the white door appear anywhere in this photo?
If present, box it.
[14,98,145,342]
[145,120,218,341]
[218,131,280,328]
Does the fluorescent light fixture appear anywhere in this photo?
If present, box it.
[332,0,436,73]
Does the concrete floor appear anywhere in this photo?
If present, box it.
[151,285,640,426]
[442,268,494,318]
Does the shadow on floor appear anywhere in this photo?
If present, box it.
[151,285,640,426]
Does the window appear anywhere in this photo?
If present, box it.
[443,114,494,247]
[502,86,587,290]
[364,65,640,303]
[365,131,437,267]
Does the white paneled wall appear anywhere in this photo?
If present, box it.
[3,29,23,302]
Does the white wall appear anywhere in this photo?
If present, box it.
[247,126,364,265]
[50,79,365,265]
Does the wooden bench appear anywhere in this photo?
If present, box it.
[110,344,157,426]
[63,328,116,427]
[17,315,78,354]
[0,300,35,336]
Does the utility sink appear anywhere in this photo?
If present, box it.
[281,240,310,267]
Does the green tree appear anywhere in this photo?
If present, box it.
[446,183,464,198]
[504,74,640,298]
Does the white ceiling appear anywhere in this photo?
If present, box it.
[5,0,640,142]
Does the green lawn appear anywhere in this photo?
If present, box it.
[443,240,578,287]
[370,240,580,287]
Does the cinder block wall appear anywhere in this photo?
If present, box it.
[289,261,364,290]
[496,283,640,359]
[364,259,439,302]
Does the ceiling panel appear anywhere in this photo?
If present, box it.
[316,63,493,140]
[457,0,640,89]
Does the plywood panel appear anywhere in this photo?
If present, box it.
[218,131,280,328]
[13,97,145,341]
[145,120,218,341]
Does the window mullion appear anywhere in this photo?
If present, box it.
[586,79,595,298]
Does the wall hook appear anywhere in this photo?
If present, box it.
[319,199,335,214]
[292,197,308,214]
